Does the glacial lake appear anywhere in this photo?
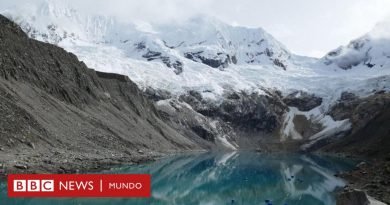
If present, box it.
[0,152,357,205]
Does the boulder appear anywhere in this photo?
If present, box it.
[336,188,369,205]
[283,91,322,111]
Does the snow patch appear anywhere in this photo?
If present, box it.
[369,196,388,205]
[301,117,351,150]
[216,135,237,150]
[281,106,352,150]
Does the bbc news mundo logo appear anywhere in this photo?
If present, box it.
[8,174,151,198]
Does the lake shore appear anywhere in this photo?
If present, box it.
[338,158,390,204]
[2,149,389,205]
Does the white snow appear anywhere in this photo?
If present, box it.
[281,107,304,141]
[216,135,237,150]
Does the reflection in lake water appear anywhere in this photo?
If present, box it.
[0,152,355,205]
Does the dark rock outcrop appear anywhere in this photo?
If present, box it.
[336,188,369,205]
[142,50,183,74]
[218,91,287,132]
[283,91,322,111]
[179,89,287,133]
[143,87,172,101]
[273,59,287,70]
[184,51,235,70]
[147,88,289,150]
[154,99,237,150]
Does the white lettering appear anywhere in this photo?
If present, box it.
[108,182,143,190]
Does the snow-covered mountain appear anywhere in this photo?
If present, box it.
[2,0,390,151]
[320,19,390,70]
[2,0,302,71]
[1,0,319,95]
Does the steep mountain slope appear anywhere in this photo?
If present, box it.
[0,14,212,173]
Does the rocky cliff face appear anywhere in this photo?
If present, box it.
[145,88,295,151]
[0,14,208,173]
[320,92,390,157]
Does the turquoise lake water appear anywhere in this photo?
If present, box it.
[0,152,356,205]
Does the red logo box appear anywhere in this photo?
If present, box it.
[8,174,151,198]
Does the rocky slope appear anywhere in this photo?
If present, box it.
[151,88,289,151]
[322,92,390,157]
[0,14,213,173]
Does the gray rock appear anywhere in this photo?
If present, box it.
[340,92,358,101]
[283,91,322,111]
[142,50,183,74]
[184,51,232,70]
[273,58,287,70]
[27,142,35,149]
[356,162,367,169]
[329,92,390,124]
[0,164,5,174]
[14,164,28,170]
[336,188,369,205]
[178,89,287,133]
[144,87,172,101]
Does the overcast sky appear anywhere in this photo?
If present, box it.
[1,0,390,57]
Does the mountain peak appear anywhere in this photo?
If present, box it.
[320,17,390,70]
[2,3,295,71]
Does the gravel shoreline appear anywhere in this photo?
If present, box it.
[1,150,389,205]
[337,158,390,204]
[0,151,164,178]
